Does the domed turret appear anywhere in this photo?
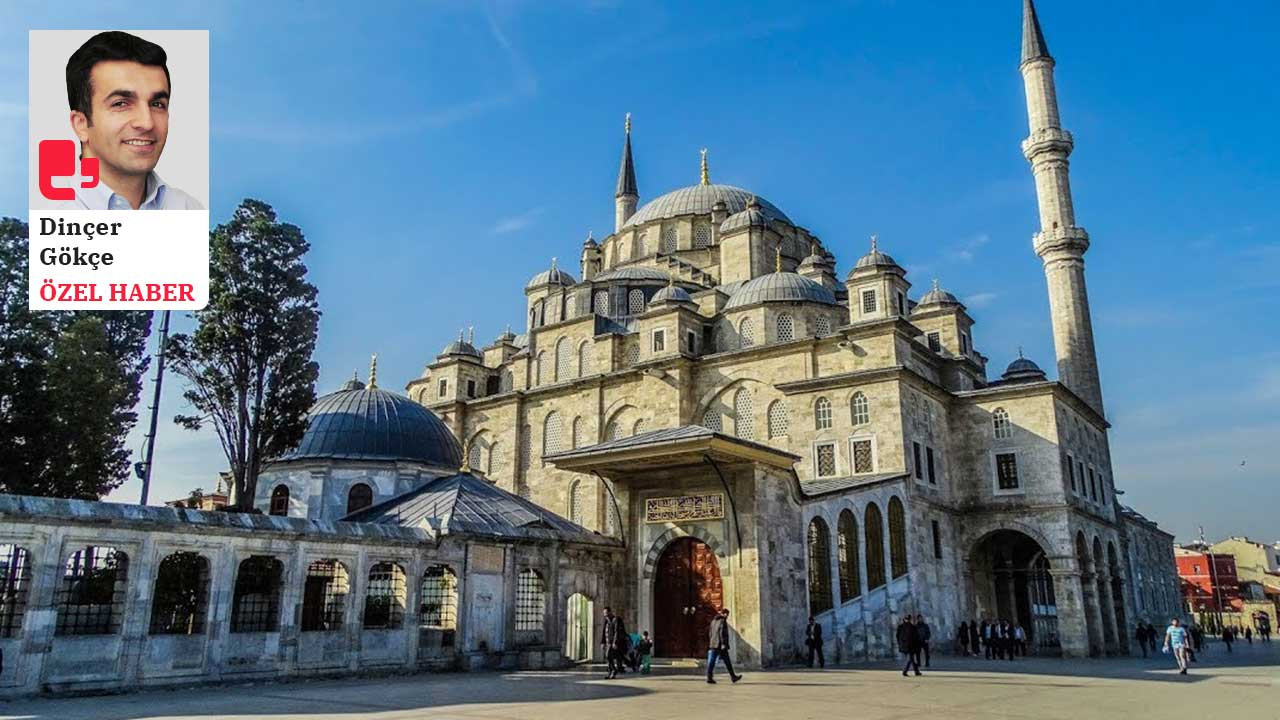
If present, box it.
[526,258,577,290]
[1002,351,1047,382]
[648,280,695,309]
[720,195,771,234]
[438,329,482,359]
[917,279,963,308]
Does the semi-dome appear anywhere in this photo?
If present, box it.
[622,184,790,229]
[724,272,838,310]
[648,284,693,307]
[278,385,462,467]
[1002,354,1047,382]
[593,266,671,283]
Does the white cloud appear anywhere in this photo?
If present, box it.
[964,292,997,309]
[949,233,991,263]
[491,207,543,235]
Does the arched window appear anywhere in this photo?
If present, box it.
[702,409,722,433]
[851,391,870,425]
[467,440,483,473]
[633,232,646,259]
[57,546,128,636]
[605,418,624,441]
[420,565,458,647]
[543,411,564,456]
[231,555,282,633]
[604,491,619,536]
[269,484,289,516]
[776,312,794,343]
[767,400,788,439]
[555,337,572,381]
[993,407,1011,439]
[739,317,756,347]
[568,480,586,525]
[628,289,645,315]
[693,224,711,249]
[363,562,407,630]
[0,545,30,638]
[150,551,209,635]
[660,225,677,254]
[570,417,582,449]
[888,497,908,579]
[301,559,348,632]
[593,291,609,315]
[815,397,832,430]
[837,510,860,601]
[632,418,647,436]
[578,341,592,376]
[515,568,546,633]
[807,517,834,615]
[815,315,831,337]
[864,504,886,590]
[347,483,373,514]
[536,351,548,386]
[734,388,755,440]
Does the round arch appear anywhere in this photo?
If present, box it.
[968,528,1063,655]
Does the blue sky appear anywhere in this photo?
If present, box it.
[2,1,1277,544]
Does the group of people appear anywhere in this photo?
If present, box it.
[955,619,1026,660]
[895,614,932,676]
[600,607,654,679]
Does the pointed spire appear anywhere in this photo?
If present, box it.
[615,113,638,199]
[1021,0,1051,64]
[368,354,378,389]
[700,148,710,186]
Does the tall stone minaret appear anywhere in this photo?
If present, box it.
[1020,0,1103,415]
[615,113,638,231]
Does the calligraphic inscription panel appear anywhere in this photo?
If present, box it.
[644,493,725,523]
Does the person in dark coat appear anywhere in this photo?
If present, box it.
[980,619,992,659]
[969,620,981,658]
[915,614,932,667]
[706,608,742,684]
[601,607,628,679]
[1135,622,1149,657]
[805,616,825,668]
[958,621,970,656]
[897,616,921,676]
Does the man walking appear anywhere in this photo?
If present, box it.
[1163,617,1190,675]
[805,616,825,669]
[601,607,627,679]
[915,614,932,667]
[981,619,992,659]
[1135,622,1148,658]
[969,620,981,659]
[707,608,742,684]
[897,615,921,676]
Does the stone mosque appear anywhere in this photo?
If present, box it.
[0,0,1180,697]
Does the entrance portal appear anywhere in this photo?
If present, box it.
[653,537,723,658]
[971,530,1061,654]
[565,593,593,662]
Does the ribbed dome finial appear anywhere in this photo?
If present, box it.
[871,233,878,252]
[369,353,378,389]
[700,148,710,186]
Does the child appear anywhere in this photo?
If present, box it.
[637,631,654,674]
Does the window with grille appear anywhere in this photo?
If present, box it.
[702,409,722,432]
[301,559,348,632]
[578,341,592,376]
[536,352,548,385]
[888,497,908,578]
[864,504,885,590]
[149,551,208,635]
[568,480,586,525]
[633,232,647,259]
[815,397,832,430]
[347,483,373,514]
[926,447,936,485]
[555,337,572,381]
[0,545,30,638]
[570,417,582,449]
[851,438,874,474]
[543,412,563,456]
[815,315,831,337]
[606,419,623,441]
[519,425,532,473]
[420,565,458,646]
[652,329,665,353]
[694,224,711,249]
[363,562,406,630]
[897,292,906,316]
[632,418,647,436]
[926,332,941,352]
[960,332,970,355]
[851,392,870,425]
[766,400,788,439]
[438,378,447,397]
[515,569,545,632]
[996,452,1020,490]
[734,389,755,440]
[56,546,128,636]
[1088,468,1097,500]
[931,520,943,559]
[807,518,833,615]
[1065,454,1076,492]
[913,442,923,480]
[837,511,860,601]
[861,289,877,314]
[231,555,282,633]
[628,289,645,315]
[467,441,483,472]
[593,291,609,315]
[660,225,677,254]
[776,313,794,342]
[625,343,640,366]
[815,442,837,478]
[605,492,619,536]
[993,407,1011,439]
[739,318,755,347]
[269,485,289,516]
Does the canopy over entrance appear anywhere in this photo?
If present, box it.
[544,425,799,478]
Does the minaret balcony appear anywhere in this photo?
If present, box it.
[1033,225,1090,258]
[1021,127,1073,158]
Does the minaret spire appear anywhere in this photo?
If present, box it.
[614,113,638,231]
[1019,0,1104,415]
[700,148,710,186]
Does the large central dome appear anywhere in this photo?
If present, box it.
[622,184,790,229]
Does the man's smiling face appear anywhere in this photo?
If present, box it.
[71,60,169,180]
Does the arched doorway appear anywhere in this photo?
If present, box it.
[653,537,723,658]
[564,593,593,662]
[970,530,1061,654]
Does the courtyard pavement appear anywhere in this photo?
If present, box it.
[1,641,1275,720]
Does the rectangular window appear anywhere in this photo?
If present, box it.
[913,442,923,480]
[960,332,970,356]
[851,438,874,474]
[1077,461,1085,493]
[897,292,906,316]
[437,378,447,398]
[815,443,837,478]
[931,520,942,559]
[996,452,1019,490]
[466,379,476,398]
[686,331,697,353]
[926,447,936,485]
[1088,468,1097,501]
[926,332,941,352]
[1066,454,1076,492]
[652,329,666,353]
[861,289,877,315]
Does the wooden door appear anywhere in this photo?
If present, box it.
[653,538,723,657]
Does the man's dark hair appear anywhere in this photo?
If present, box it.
[66,31,170,120]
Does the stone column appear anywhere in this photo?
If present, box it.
[1048,569,1088,657]
[1095,571,1116,653]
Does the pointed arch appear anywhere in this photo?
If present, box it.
[542,411,564,456]
[837,510,860,601]
[739,317,756,347]
[851,391,870,425]
[864,503,885,590]
[733,388,755,440]
[993,407,1011,439]
[776,312,794,343]
[577,341,592,376]
[814,396,832,430]
[888,496,908,578]
[807,517,833,615]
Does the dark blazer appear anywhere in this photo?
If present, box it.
[896,622,917,654]
[709,616,731,651]
[806,621,824,647]
[602,615,628,650]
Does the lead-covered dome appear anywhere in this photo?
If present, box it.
[278,386,462,467]
[724,272,838,310]
[593,266,671,283]
[622,184,790,229]
[1002,355,1046,382]
[526,266,577,290]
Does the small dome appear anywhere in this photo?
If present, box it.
[593,266,671,283]
[526,261,577,290]
[439,339,481,358]
[279,386,462,467]
[1002,355,1046,382]
[854,249,901,271]
[917,280,962,308]
[720,196,770,234]
[724,272,838,310]
[622,184,790,229]
[649,284,693,307]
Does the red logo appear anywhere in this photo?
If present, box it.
[38,140,98,201]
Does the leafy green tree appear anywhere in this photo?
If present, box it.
[168,200,320,511]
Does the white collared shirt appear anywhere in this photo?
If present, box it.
[60,172,203,210]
